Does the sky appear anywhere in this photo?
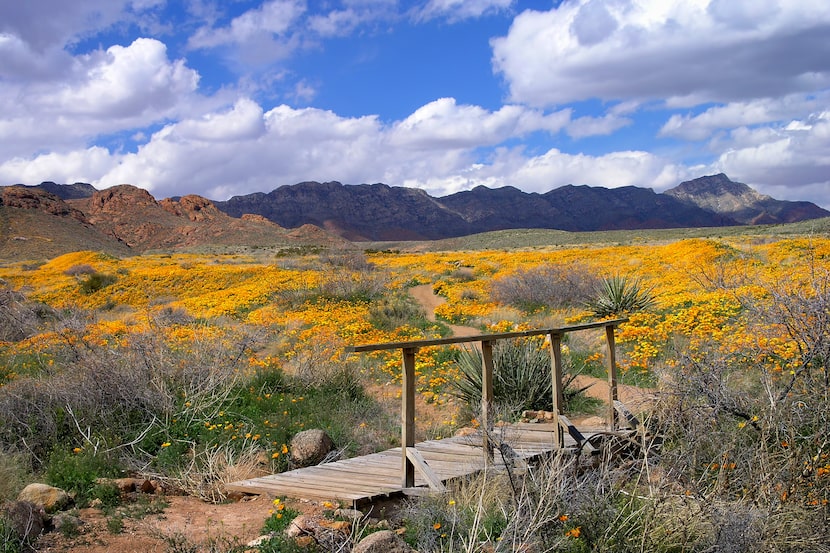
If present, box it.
[1,0,829,208]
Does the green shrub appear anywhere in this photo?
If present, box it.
[45,448,122,506]
[402,475,511,552]
[79,272,117,294]
[449,338,597,418]
[0,516,25,553]
[257,500,306,553]
[368,294,431,331]
[585,275,655,317]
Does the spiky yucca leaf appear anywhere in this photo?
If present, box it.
[585,275,655,317]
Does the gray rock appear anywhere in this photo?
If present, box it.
[289,429,335,467]
[51,513,83,534]
[333,507,364,521]
[285,514,316,538]
[352,530,416,553]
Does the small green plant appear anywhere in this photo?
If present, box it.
[449,338,596,418]
[45,448,122,506]
[78,272,117,294]
[89,481,121,508]
[106,514,124,534]
[257,499,307,553]
[585,275,655,317]
[0,516,25,553]
[122,494,168,518]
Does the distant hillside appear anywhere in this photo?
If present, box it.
[2,175,827,258]
[216,174,828,240]
[664,174,830,225]
[0,186,130,260]
[0,184,343,260]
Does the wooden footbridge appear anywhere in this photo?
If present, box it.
[227,318,632,507]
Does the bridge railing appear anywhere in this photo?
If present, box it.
[347,317,628,490]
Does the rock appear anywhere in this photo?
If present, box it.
[114,478,137,493]
[579,416,604,428]
[139,479,157,494]
[286,514,316,537]
[333,507,364,521]
[295,535,316,547]
[1,500,47,544]
[353,529,415,553]
[17,483,71,513]
[97,477,139,493]
[290,429,335,467]
[247,533,276,547]
[319,519,351,533]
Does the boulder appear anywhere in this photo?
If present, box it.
[289,429,335,467]
[353,529,416,553]
[286,514,316,538]
[17,483,71,513]
[333,507,364,521]
[1,500,47,545]
[51,513,83,534]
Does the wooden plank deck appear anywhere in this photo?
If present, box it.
[226,423,598,506]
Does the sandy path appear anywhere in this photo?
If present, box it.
[409,284,481,337]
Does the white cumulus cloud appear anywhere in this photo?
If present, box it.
[492,0,830,107]
[0,38,202,160]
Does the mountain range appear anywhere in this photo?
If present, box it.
[215,173,827,240]
[1,174,827,259]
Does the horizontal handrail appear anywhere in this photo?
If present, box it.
[347,317,629,353]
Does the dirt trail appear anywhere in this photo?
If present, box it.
[409,284,481,337]
[37,495,279,552]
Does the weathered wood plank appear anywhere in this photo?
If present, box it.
[406,448,447,492]
[228,421,594,503]
[613,400,642,431]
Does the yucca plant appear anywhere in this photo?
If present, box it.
[450,339,591,417]
[585,275,655,317]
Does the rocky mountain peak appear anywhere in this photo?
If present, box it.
[0,186,88,224]
[665,173,828,224]
[88,184,159,215]
[160,195,223,222]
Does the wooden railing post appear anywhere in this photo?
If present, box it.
[401,347,417,488]
[480,340,495,462]
[605,324,619,431]
[548,332,564,448]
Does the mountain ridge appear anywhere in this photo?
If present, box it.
[214,174,827,239]
[2,175,827,258]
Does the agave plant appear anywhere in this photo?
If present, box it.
[450,338,591,417]
[585,275,656,318]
